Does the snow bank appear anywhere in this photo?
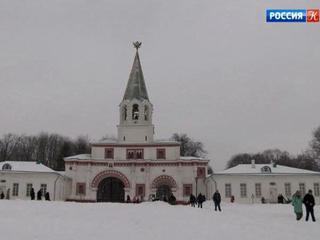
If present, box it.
[0,200,318,240]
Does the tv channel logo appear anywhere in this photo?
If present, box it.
[266,9,319,23]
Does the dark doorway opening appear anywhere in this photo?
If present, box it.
[97,177,125,202]
[156,185,172,201]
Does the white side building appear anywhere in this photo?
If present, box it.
[207,161,320,204]
[0,161,71,201]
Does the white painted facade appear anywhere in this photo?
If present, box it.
[207,162,320,204]
[0,161,71,201]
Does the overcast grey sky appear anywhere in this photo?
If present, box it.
[0,0,319,170]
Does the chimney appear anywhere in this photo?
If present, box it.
[251,159,255,168]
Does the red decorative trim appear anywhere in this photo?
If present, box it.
[152,175,177,189]
[65,160,209,167]
[91,170,130,188]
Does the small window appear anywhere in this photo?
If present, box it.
[299,183,306,196]
[314,183,320,197]
[240,183,247,198]
[255,183,261,198]
[40,184,47,196]
[122,105,127,120]
[12,183,19,196]
[197,167,206,178]
[127,149,144,159]
[76,183,86,195]
[132,104,139,120]
[2,163,12,170]
[183,184,193,197]
[104,148,114,159]
[285,183,291,197]
[157,149,166,159]
[225,183,232,198]
[136,184,145,197]
[26,183,33,197]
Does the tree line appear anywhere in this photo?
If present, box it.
[226,126,320,171]
[0,133,90,171]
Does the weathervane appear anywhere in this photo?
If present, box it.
[133,41,142,50]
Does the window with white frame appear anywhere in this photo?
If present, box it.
[284,183,291,197]
[255,183,261,198]
[12,183,19,196]
[299,183,305,196]
[40,184,47,196]
[225,184,232,198]
[314,183,320,197]
[240,183,247,198]
[26,183,33,197]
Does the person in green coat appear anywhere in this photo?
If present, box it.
[292,190,303,220]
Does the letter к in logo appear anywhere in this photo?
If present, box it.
[307,9,319,22]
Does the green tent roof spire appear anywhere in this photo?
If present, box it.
[123,42,149,101]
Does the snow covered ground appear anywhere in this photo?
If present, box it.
[0,200,319,240]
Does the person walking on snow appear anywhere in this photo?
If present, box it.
[189,194,196,207]
[292,190,303,221]
[303,189,316,222]
[197,193,205,208]
[213,190,222,211]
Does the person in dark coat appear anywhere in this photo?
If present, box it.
[37,189,42,200]
[126,195,131,203]
[169,194,176,205]
[303,189,316,222]
[189,194,196,207]
[278,194,284,204]
[197,193,205,208]
[30,188,35,200]
[0,192,4,199]
[213,190,222,211]
[45,192,50,201]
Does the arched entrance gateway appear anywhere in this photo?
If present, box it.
[152,175,177,201]
[97,177,125,202]
[91,170,130,203]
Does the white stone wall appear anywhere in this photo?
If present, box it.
[65,162,207,202]
[117,124,154,143]
[207,174,320,204]
[91,146,180,161]
[0,172,71,201]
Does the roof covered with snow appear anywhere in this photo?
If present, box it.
[64,154,92,160]
[215,164,320,175]
[0,161,56,173]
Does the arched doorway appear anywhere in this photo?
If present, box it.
[152,175,177,201]
[97,177,125,202]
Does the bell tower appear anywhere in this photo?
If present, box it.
[117,42,154,143]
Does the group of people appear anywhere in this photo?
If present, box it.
[189,190,222,211]
[0,188,50,201]
[30,188,51,201]
[292,189,316,222]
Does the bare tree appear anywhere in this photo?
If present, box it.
[171,133,207,158]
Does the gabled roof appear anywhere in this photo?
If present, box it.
[0,161,56,173]
[123,49,149,101]
[215,164,320,175]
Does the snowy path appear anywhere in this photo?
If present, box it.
[0,200,319,240]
